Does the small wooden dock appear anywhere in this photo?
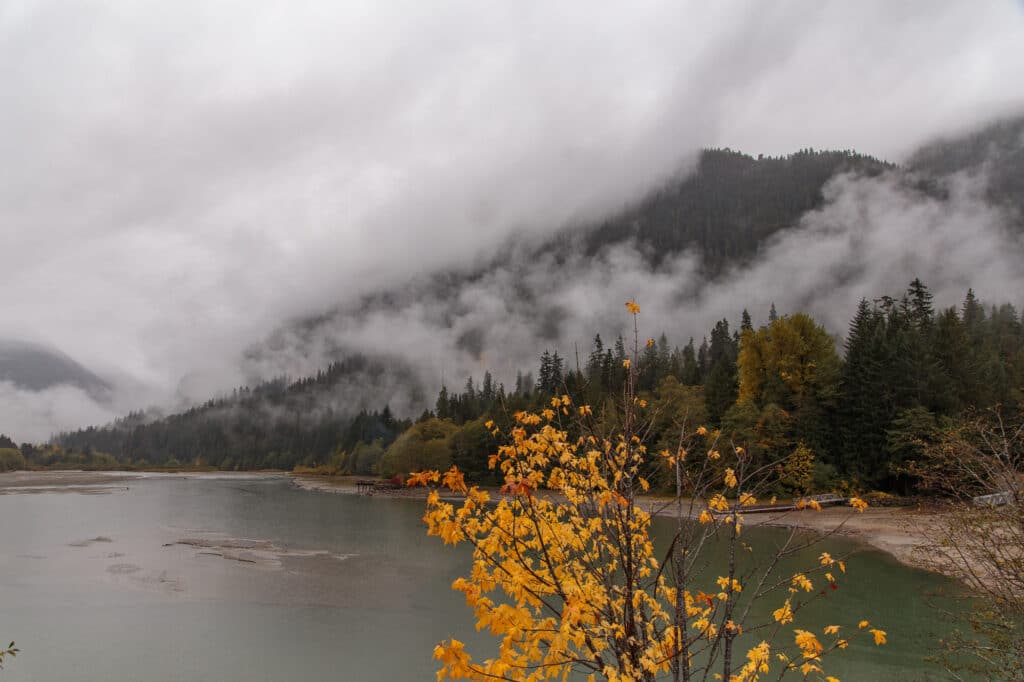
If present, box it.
[355,479,403,495]
[800,493,847,507]
[714,493,848,515]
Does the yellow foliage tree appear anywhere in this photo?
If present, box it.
[779,443,816,496]
[736,314,841,410]
[411,302,883,681]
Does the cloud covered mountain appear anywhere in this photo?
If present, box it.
[239,118,1024,417]
[0,340,110,398]
[4,113,1020,450]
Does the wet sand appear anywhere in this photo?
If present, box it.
[739,504,934,571]
[0,470,139,487]
[0,470,140,494]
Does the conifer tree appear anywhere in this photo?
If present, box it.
[586,334,605,384]
[681,338,700,385]
[550,352,565,390]
[697,337,710,381]
[705,320,739,424]
[481,371,494,403]
[436,385,451,420]
[835,299,890,481]
[537,351,553,394]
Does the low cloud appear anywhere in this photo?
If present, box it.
[247,166,1024,413]
[3,1,1024,439]
[0,382,120,443]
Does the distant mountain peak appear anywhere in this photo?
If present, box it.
[0,339,111,401]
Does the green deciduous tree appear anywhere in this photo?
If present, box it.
[379,418,457,477]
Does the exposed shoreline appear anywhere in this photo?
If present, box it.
[0,470,141,487]
[734,504,935,573]
[288,473,939,578]
[0,470,287,495]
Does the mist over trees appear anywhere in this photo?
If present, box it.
[54,356,415,470]
[582,148,893,273]
[422,281,1021,492]
[40,123,1024,491]
[49,278,1023,495]
[242,118,1023,435]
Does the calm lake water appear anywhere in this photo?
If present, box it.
[0,473,966,681]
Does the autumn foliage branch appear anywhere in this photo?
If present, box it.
[409,301,883,681]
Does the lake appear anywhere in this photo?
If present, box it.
[0,473,965,680]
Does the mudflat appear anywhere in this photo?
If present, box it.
[0,470,139,492]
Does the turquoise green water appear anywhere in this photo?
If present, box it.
[0,474,965,680]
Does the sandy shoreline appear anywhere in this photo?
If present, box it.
[0,470,141,487]
[738,504,933,571]
[0,470,287,495]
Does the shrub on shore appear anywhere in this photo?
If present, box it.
[0,448,26,472]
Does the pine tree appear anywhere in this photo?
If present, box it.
[537,351,553,394]
[907,278,934,330]
[587,334,605,385]
[835,302,878,479]
[601,349,614,392]
[613,336,626,364]
[436,385,451,420]
[932,307,970,413]
[520,372,534,397]
[657,333,670,369]
[612,336,628,389]
[639,334,662,391]
[705,320,738,424]
[681,338,700,385]
[899,280,943,410]
[550,352,565,390]
[697,337,710,381]
[481,371,494,403]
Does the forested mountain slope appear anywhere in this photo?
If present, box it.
[908,114,1024,215]
[54,354,418,469]
[579,148,893,271]
[49,116,1024,480]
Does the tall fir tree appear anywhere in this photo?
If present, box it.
[705,319,739,424]
[681,338,700,385]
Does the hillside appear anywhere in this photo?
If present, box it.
[51,118,1024,473]
[56,354,420,469]
[0,340,110,400]
[579,147,893,271]
[907,114,1024,215]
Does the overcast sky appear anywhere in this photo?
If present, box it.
[2,0,1024,440]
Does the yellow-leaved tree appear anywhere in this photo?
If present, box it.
[410,302,884,681]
